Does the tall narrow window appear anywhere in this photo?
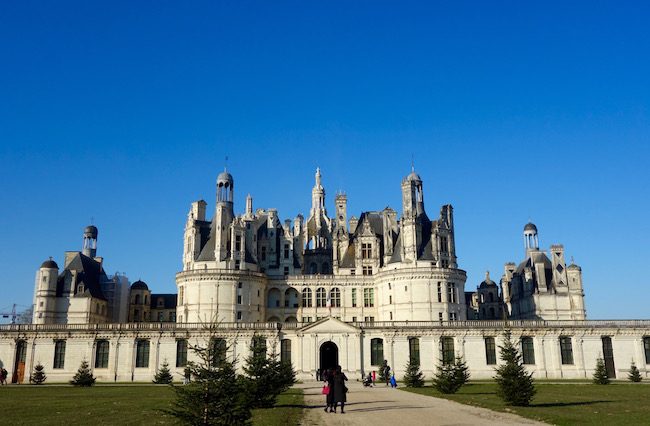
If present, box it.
[261,246,267,261]
[559,336,574,365]
[351,288,357,307]
[521,337,535,365]
[408,337,420,364]
[361,243,372,259]
[363,288,374,307]
[281,339,291,364]
[235,235,241,251]
[302,288,312,308]
[330,288,341,307]
[447,283,457,303]
[371,338,384,366]
[644,336,650,364]
[441,337,455,365]
[437,282,442,302]
[440,236,448,253]
[284,244,289,259]
[316,288,327,307]
[252,336,266,355]
[484,337,497,365]
[211,338,227,366]
[95,340,109,368]
[53,340,66,369]
[135,339,150,368]
[176,339,188,367]
[179,287,184,305]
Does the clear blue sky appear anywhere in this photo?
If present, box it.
[1,1,648,320]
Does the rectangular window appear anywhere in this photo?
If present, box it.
[284,244,289,259]
[304,317,312,323]
[361,243,372,259]
[235,235,241,252]
[237,295,242,304]
[560,336,574,365]
[158,312,164,321]
[441,337,455,364]
[351,288,357,307]
[371,338,384,366]
[136,339,150,368]
[363,288,374,307]
[484,337,497,365]
[53,340,66,369]
[441,259,449,268]
[350,269,356,275]
[389,295,392,304]
[521,337,535,365]
[261,246,267,261]
[409,337,420,364]
[237,311,242,320]
[447,282,457,303]
[437,282,442,302]
[438,312,443,322]
[449,312,457,321]
[281,339,291,363]
[440,236,448,254]
[176,339,188,367]
[352,316,357,322]
[364,316,375,323]
[95,340,110,368]
[362,266,373,276]
[179,287,184,305]
[284,266,289,276]
[644,337,650,364]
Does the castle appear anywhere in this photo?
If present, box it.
[1,168,647,384]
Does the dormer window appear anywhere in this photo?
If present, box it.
[77,284,84,294]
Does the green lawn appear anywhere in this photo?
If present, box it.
[402,382,650,425]
[0,385,304,425]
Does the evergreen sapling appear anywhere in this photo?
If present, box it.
[593,358,610,385]
[494,331,536,406]
[30,363,46,385]
[70,360,96,386]
[628,362,642,382]
[153,359,174,384]
[403,357,425,387]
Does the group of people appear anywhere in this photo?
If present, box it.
[321,365,348,414]
[0,367,8,385]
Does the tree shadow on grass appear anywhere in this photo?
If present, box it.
[530,400,614,408]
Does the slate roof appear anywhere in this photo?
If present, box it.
[56,252,108,300]
[150,294,177,309]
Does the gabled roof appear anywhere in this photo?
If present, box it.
[298,316,359,334]
[58,252,108,300]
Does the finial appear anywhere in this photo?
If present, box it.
[411,154,415,173]
[570,256,575,264]
[49,256,53,261]
[485,270,490,280]
[224,155,229,172]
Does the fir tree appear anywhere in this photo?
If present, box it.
[243,335,296,408]
[494,331,536,406]
[166,320,251,426]
[432,357,470,394]
[593,358,610,385]
[153,359,174,384]
[70,360,96,386]
[30,363,46,385]
[403,357,425,387]
[628,362,642,382]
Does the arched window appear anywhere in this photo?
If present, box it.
[267,288,281,308]
[301,288,312,308]
[285,316,297,323]
[135,294,141,304]
[285,288,299,308]
[316,288,327,307]
[370,338,384,366]
[267,316,281,322]
[330,288,341,307]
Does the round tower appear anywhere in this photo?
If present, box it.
[523,222,539,251]
[129,280,151,322]
[33,258,59,324]
[82,225,98,258]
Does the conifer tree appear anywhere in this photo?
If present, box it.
[628,362,642,382]
[494,331,535,406]
[30,363,47,385]
[593,358,610,385]
[432,357,470,394]
[243,335,295,408]
[70,360,96,386]
[153,359,174,384]
[403,356,425,387]
[166,321,251,426]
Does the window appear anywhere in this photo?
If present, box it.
[351,288,357,307]
[484,337,497,365]
[284,244,289,259]
[438,312,443,322]
[235,235,241,251]
[330,288,341,307]
[237,295,242,304]
[284,267,289,276]
[281,339,291,364]
[389,311,393,320]
[53,340,66,369]
[447,282,457,303]
[252,336,266,355]
[408,337,420,364]
[135,294,141,304]
[352,316,357,322]
[440,236,448,253]
[449,312,457,321]
[261,246,267,261]
[158,312,164,321]
[350,269,356,276]
[362,266,373,276]
[437,282,442,302]
[135,339,150,368]
[316,288,327,307]
[389,295,392,304]
[644,337,650,364]
[441,337,455,365]
[521,337,535,365]
[211,338,227,366]
[560,336,574,365]
[363,288,374,307]
[303,316,312,323]
[302,288,312,307]
[364,316,375,323]
[237,311,242,320]
[371,338,384,366]
[361,243,372,259]
[94,340,109,368]
[441,259,449,268]
[179,287,184,305]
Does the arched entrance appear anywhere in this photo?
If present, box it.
[319,341,338,372]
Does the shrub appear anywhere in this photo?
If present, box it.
[153,359,174,384]
[403,357,425,387]
[432,356,470,394]
[628,362,642,382]
[494,331,535,406]
[593,358,610,385]
[70,360,96,387]
[30,363,46,385]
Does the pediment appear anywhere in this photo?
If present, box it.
[298,316,359,334]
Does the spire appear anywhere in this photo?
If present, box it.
[485,270,490,281]
[315,167,322,188]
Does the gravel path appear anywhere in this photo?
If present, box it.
[297,381,546,426]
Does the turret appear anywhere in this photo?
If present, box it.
[523,222,539,252]
[33,258,59,324]
[82,225,98,258]
[215,169,235,264]
[334,193,347,233]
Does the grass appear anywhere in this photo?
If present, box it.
[0,385,304,425]
[402,382,650,425]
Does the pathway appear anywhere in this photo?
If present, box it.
[297,381,546,426]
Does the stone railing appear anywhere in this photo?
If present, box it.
[1,319,650,333]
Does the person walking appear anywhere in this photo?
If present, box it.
[331,365,348,414]
[323,368,335,412]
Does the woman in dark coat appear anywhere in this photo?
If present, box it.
[324,368,335,412]
[331,365,348,413]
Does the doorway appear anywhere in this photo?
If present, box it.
[319,341,339,372]
[12,340,26,384]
